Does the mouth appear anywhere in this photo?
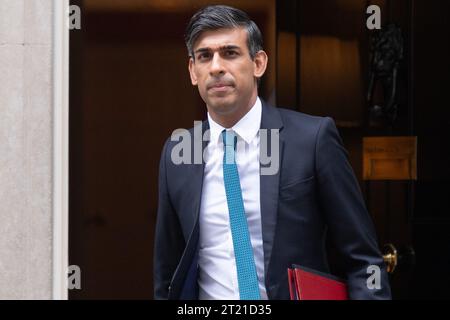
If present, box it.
[208,82,234,91]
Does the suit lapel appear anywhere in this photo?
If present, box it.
[259,101,284,279]
[190,120,210,229]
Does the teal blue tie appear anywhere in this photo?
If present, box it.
[222,130,261,300]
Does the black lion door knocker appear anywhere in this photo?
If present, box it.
[367,24,404,125]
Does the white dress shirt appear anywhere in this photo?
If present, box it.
[198,97,268,300]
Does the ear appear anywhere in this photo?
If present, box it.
[253,50,268,79]
[188,58,198,86]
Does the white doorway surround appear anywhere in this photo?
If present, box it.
[52,0,70,300]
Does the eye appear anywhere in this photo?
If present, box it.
[225,50,238,57]
[197,52,211,61]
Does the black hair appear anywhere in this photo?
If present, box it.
[185,5,263,60]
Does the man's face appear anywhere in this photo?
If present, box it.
[188,27,267,117]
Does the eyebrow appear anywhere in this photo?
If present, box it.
[194,45,241,55]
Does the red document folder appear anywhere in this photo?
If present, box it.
[288,264,348,300]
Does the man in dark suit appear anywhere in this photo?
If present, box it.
[154,5,391,300]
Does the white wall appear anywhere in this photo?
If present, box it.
[0,0,59,299]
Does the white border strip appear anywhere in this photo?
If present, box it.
[52,0,69,300]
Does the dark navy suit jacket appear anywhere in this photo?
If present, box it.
[153,100,391,300]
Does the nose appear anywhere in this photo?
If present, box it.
[210,52,225,77]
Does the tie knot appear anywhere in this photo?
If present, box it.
[222,130,237,150]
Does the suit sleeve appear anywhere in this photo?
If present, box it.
[315,117,392,299]
[153,139,185,299]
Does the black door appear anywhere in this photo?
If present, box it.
[276,0,450,299]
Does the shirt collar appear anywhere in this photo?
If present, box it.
[207,97,262,145]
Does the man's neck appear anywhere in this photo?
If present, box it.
[208,94,258,128]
